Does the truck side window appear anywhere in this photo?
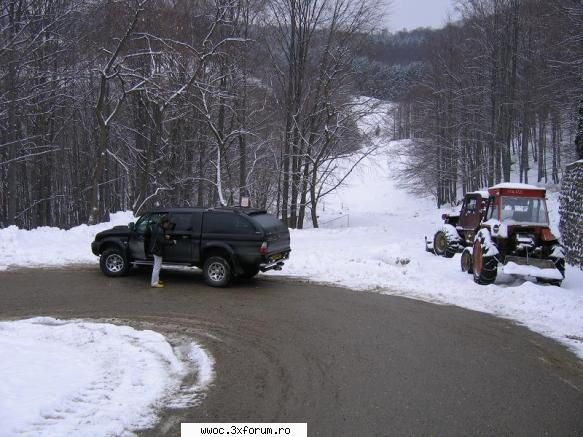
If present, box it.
[169,213,193,231]
[204,213,255,234]
[135,213,164,234]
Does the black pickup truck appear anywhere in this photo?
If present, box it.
[91,207,291,287]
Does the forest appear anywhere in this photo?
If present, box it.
[393,0,583,206]
[1,0,382,229]
[1,0,582,228]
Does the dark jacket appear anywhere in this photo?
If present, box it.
[148,223,173,257]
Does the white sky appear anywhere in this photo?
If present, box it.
[385,0,457,31]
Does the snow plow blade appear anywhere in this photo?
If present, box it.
[501,256,563,280]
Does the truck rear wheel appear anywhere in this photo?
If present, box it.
[433,231,456,258]
[203,256,232,288]
[472,241,497,285]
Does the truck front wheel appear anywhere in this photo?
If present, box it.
[100,248,130,277]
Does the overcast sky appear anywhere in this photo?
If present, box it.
[385,0,458,31]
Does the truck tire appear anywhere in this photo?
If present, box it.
[100,248,130,277]
[203,256,232,287]
[472,240,497,285]
[461,248,473,274]
[433,230,456,258]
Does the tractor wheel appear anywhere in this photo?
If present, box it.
[460,248,473,274]
[433,231,456,258]
[472,240,498,285]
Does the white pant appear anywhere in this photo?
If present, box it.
[151,255,163,286]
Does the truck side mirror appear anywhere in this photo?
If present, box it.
[128,222,135,231]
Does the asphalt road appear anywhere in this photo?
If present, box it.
[1,266,582,436]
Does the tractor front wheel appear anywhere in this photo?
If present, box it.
[472,240,497,285]
[461,248,473,274]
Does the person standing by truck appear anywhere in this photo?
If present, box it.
[149,216,176,288]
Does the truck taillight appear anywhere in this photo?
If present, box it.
[260,242,268,255]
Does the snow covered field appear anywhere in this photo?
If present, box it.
[0,317,214,436]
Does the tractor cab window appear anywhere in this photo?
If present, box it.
[465,198,478,213]
[500,197,548,225]
[487,198,498,221]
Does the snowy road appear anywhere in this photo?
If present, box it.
[1,266,582,436]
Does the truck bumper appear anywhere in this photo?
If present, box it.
[259,260,285,272]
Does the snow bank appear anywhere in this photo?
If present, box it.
[0,317,214,436]
[0,212,135,268]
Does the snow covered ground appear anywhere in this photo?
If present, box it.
[0,317,214,436]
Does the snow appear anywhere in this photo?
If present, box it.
[441,224,461,242]
[502,262,564,281]
[0,317,214,436]
[476,228,500,257]
[468,190,490,198]
[0,211,135,268]
[490,182,544,190]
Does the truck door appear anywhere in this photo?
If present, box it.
[164,212,198,263]
[129,212,165,260]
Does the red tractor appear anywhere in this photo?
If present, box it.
[428,184,565,286]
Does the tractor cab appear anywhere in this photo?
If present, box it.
[486,185,549,225]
